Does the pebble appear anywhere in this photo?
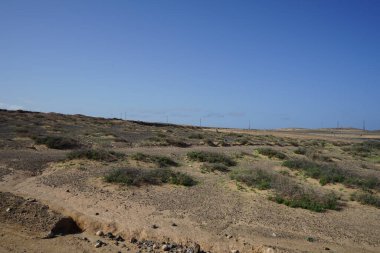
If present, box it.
[96,230,104,236]
[162,244,171,251]
[5,207,11,212]
[151,224,158,229]
[231,250,239,253]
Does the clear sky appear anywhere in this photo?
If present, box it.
[1,0,379,129]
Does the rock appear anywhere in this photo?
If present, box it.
[106,232,115,239]
[5,207,11,212]
[95,212,99,215]
[226,234,233,239]
[26,198,37,203]
[95,241,102,248]
[272,232,277,237]
[193,243,201,253]
[96,230,104,236]
[151,224,158,229]
[162,244,170,251]
[42,231,55,239]
[307,237,314,242]
[171,223,177,226]
[66,189,70,193]
[324,247,330,251]
[264,248,275,253]
[153,244,160,249]
[115,241,119,246]
[231,250,239,253]
[115,235,125,242]
[130,237,138,243]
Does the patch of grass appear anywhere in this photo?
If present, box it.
[165,138,191,148]
[344,140,380,157]
[201,163,230,173]
[351,191,380,208]
[130,153,178,167]
[188,133,204,139]
[67,149,125,162]
[230,168,339,212]
[230,168,272,190]
[294,147,307,155]
[282,158,380,190]
[271,192,339,212]
[257,148,287,160]
[104,168,196,186]
[187,151,236,166]
[33,136,81,149]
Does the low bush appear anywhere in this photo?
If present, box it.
[165,138,191,148]
[282,158,380,189]
[187,151,236,166]
[130,153,178,167]
[294,147,307,155]
[343,140,380,157]
[201,163,230,173]
[230,168,272,190]
[34,136,81,149]
[230,167,339,212]
[351,191,380,208]
[67,149,125,162]
[188,133,204,139]
[257,148,287,160]
[104,168,196,186]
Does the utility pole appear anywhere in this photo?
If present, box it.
[337,121,340,129]
[363,120,366,131]
[166,116,169,124]
[248,120,251,130]
[199,118,202,127]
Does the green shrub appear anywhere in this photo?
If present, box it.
[67,149,124,162]
[294,147,307,155]
[165,138,191,147]
[130,153,178,167]
[104,168,196,186]
[201,163,230,173]
[230,168,272,190]
[344,141,380,157]
[187,151,236,166]
[230,167,339,212]
[272,192,339,212]
[34,136,81,149]
[257,148,287,160]
[282,158,380,189]
[351,191,380,208]
[188,133,204,139]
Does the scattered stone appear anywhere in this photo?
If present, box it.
[171,223,177,227]
[66,189,70,193]
[115,235,125,242]
[162,244,171,251]
[307,237,314,242]
[151,224,158,229]
[42,231,55,239]
[5,207,11,212]
[231,250,239,253]
[26,198,37,203]
[324,247,330,251]
[264,248,275,253]
[95,212,99,216]
[95,240,106,248]
[130,237,138,243]
[96,230,104,236]
[115,241,119,246]
[106,232,115,239]
[193,243,201,253]
[272,232,277,237]
[226,234,233,239]
[153,243,160,249]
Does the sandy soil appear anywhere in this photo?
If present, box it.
[1,146,379,253]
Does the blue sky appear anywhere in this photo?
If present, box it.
[1,0,379,129]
